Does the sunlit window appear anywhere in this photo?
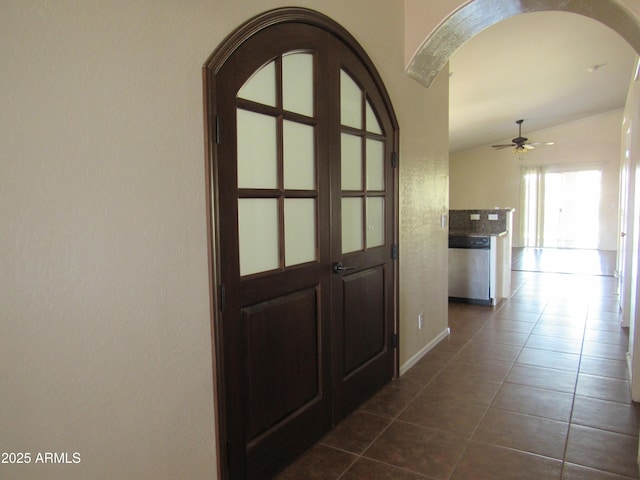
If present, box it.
[522,166,602,249]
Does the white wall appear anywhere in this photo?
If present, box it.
[0,1,450,478]
[1,2,218,479]
[622,64,640,400]
[450,111,623,250]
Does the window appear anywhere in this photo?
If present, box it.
[522,165,602,248]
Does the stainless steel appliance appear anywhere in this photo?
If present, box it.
[448,235,496,305]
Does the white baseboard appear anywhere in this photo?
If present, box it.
[627,351,636,399]
[399,327,451,376]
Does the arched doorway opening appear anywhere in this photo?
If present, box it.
[407,0,640,88]
[407,0,640,401]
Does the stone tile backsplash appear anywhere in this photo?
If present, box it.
[449,209,512,235]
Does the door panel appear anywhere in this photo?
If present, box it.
[205,11,398,479]
[332,249,394,418]
[243,287,321,438]
[342,267,385,374]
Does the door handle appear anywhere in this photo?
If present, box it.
[621,232,627,237]
[333,262,356,274]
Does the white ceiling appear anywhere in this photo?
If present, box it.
[449,11,638,154]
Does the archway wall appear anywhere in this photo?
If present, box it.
[405,0,640,87]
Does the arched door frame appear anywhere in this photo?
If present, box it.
[203,8,399,479]
[407,0,640,88]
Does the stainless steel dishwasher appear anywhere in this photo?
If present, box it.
[448,235,496,305]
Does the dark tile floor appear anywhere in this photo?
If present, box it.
[277,269,640,479]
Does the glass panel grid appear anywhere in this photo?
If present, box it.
[340,70,362,129]
[285,199,317,266]
[341,133,362,191]
[342,197,363,254]
[366,139,384,190]
[366,197,385,248]
[237,109,278,188]
[284,121,315,190]
[238,198,279,276]
[283,53,314,117]
[365,99,382,134]
[237,60,276,107]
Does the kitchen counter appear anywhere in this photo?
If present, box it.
[449,230,507,237]
[448,208,515,304]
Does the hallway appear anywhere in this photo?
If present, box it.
[277,270,640,479]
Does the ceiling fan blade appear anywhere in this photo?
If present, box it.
[492,119,554,154]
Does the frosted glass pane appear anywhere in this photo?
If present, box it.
[238,199,279,276]
[366,197,385,248]
[366,139,384,190]
[283,53,313,117]
[285,199,316,266]
[342,198,363,253]
[366,99,382,134]
[284,121,315,190]
[237,60,276,107]
[340,70,362,128]
[237,109,277,189]
[341,133,362,191]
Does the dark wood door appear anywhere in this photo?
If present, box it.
[329,41,397,420]
[205,12,397,480]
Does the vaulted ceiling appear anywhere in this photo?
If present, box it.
[448,11,637,154]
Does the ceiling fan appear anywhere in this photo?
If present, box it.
[491,119,554,153]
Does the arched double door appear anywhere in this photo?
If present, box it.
[204,9,398,479]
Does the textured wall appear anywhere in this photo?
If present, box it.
[397,65,450,366]
[0,1,450,479]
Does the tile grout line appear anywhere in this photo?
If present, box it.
[445,272,547,479]
[325,272,632,479]
[555,293,588,479]
[345,287,522,480]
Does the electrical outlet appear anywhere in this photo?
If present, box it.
[418,313,424,330]
[488,213,498,220]
[470,213,480,220]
